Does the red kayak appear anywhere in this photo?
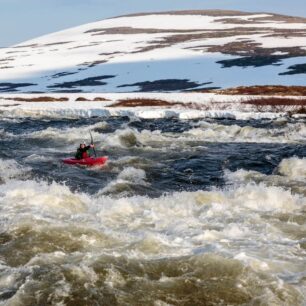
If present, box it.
[62,156,108,166]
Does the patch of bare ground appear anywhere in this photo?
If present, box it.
[216,54,306,69]
[99,52,122,56]
[4,97,69,102]
[218,14,306,24]
[217,18,254,24]
[107,98,234,111]
[75,97,110,102]
[118,79,205,91]
[108,98,179,107]
[87,60,108,68]
[243,97,306,113]
[208,86,306,96]
[0,104,21,107]
[43,42,72,47]
[48,75,115,89]
[0,83,36,92]
[208,43,306,58]
[132,30,306,59]
[0,57,14,63]
[280,63,306,75]
[253,13,306,24]
[294,107,306,114]
[6,51,26,54]
[93,97,109,101]
[110,96,306,115]
[87,27,216,36]
[75,97,90,101]
[51,71,77,79]
[69,43,100,50]
[13,44,38,49]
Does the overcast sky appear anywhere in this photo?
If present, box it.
[1,0,306,47]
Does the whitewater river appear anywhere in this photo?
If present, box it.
[0,115,305,305]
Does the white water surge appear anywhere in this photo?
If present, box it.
[0,157,305,304]
[0,159,31,183]
[11,119,306,147]
[277,157,306,180]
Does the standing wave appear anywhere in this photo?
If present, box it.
[0,172,304,305]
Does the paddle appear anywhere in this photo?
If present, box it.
[89,131,97,158]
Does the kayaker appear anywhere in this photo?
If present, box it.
[75,143,95,159]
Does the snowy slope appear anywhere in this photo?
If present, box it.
[0,10,306,93]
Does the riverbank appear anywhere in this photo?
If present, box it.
[1,91,305,120]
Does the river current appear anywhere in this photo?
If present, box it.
[0,115,305,305]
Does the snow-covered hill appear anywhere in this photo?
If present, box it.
[0,10,306,93]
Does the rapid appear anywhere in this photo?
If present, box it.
[0,115,305,305]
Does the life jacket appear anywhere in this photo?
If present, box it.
[75,145,91,159]
[82,151,89,159]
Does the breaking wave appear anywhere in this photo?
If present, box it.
[185,120,306,143]
[277,157,306,180]
[0,159,31,183]
[0,172,304,304]
[99,167,148,197]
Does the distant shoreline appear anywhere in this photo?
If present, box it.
[1,86,305,120]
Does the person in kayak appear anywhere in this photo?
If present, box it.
[75,143,95,159]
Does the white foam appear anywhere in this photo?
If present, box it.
[99,167,148,196]
[226,183,303,212]
[0,103,292,121]
[117,167,146,183]
[98,121,306,154]
[224,168,266,184]
[24,154,54,162]
[277,157,306,180]
[184,121,306,143]
[0,159,31,182]
[224,158,306,197]
[0,180,89,219]
[23,122,105,143]
[0,158,305,299]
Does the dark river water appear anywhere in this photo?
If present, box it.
[0,115,305,305]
